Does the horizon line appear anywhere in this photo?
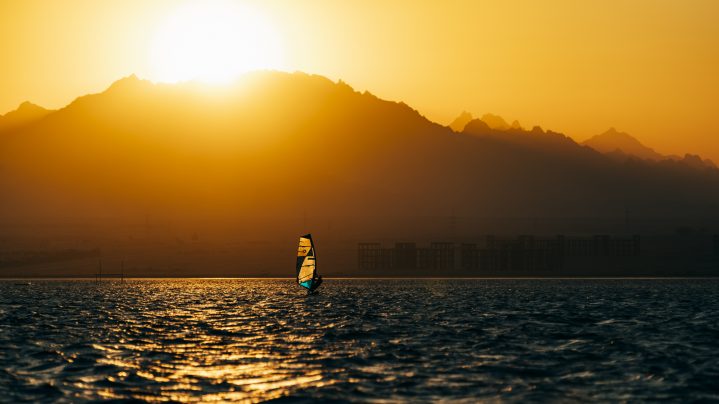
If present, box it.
[3,276,719,281]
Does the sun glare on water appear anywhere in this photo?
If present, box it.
[150,1,284,84]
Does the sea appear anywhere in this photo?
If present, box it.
[1,279,718,402]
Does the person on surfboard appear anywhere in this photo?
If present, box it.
[308,274,323,295]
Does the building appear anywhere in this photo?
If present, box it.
[358,235,649,276]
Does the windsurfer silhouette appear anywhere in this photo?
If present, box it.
[297,233,322,295]
[308,275,323,295]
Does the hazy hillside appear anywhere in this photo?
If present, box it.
[2,71,719,275]
[448,111,473,132]
[2,71,719,226]
[583,127,716,168]
[584,128,664,161]
[0,101,52,133]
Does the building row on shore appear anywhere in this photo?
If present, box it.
[358,235,719,276]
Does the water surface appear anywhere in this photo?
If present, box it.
[1,279,718,402]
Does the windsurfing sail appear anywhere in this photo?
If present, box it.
[296,234,318,290]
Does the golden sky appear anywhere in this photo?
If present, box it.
[1,0,718,160]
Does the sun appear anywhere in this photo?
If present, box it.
[149,1,284,84]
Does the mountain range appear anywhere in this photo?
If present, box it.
[2,71,719,275]
[449,113,716,169]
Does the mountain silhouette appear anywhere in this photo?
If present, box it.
[450,112,523,133]
[480,113,511,130]
[462,118,494,135]
[0,101,52,133]
[2,71,719,275]
[680,153,717,169]
[584,127,716,168]
[448,111,473,132]
[2,71,718,222]
[583,127,664,161]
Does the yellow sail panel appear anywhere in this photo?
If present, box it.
[296,233,319,290]
[298,257,315,282]
[298,237,312,257]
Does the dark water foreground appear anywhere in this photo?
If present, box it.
[1,279,718,402]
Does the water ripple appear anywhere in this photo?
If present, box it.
[1,279,719,402]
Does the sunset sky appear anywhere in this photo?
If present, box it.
[2,0,718,160]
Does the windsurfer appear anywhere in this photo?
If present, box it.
[308,275,323,294]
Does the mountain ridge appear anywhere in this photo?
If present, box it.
[583,127,664,161]
[448,111,714,168]
[584,127,715,168]
[2,71,718,228]
[0,101,52,132]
